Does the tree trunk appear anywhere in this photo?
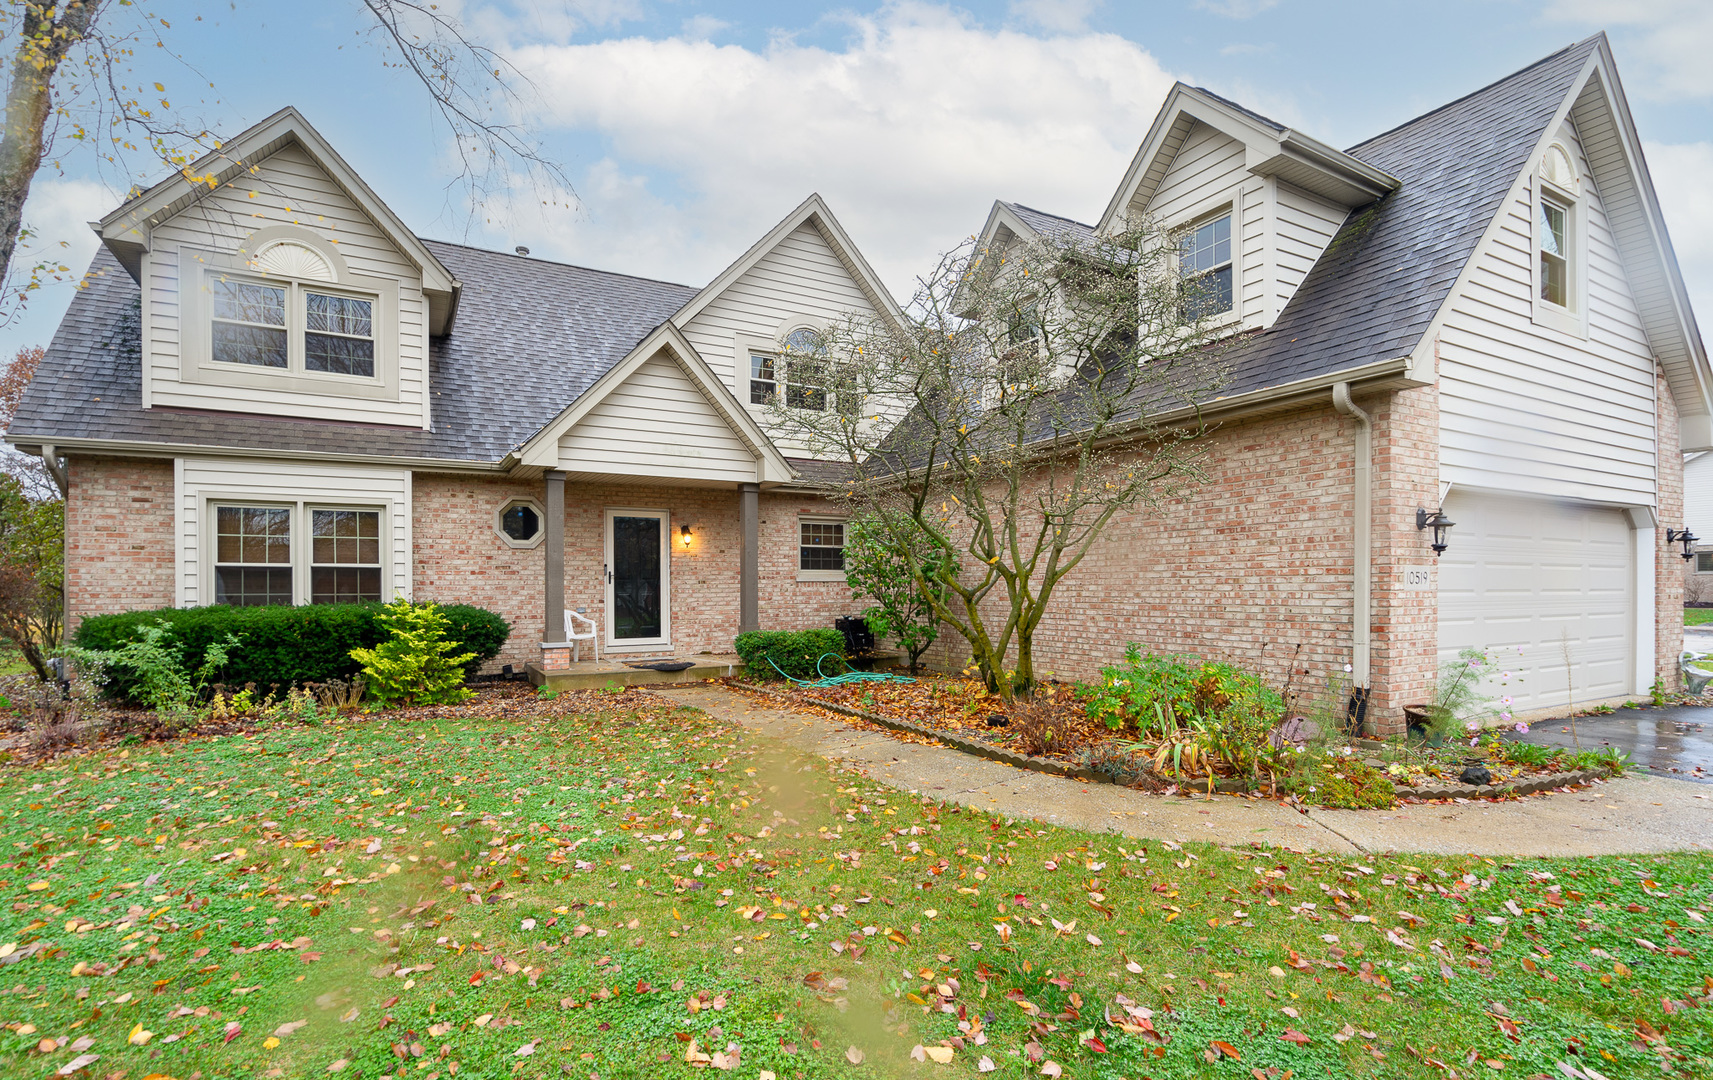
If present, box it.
[0,1,102,290]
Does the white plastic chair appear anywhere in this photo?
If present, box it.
[564,609,599,664]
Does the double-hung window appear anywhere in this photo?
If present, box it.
[1178,213,1233,320]
[211,503,385,606]
[798,518,846,580]
[752,329,850,413]
[1538,196,1570,309]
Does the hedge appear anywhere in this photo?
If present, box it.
[72,602,510,701]
[733,628,847,681]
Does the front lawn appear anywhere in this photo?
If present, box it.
[1684,607,1713,626]
[1,691,1708,1079]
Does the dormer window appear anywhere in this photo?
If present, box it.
[179,229,399,400]
[207,273,378,379]
[1179,212,1233,320]
[752,328,843,412]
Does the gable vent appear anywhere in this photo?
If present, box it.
[252,241,334,281]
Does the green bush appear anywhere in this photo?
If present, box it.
[1080,644,1283,737]
[73,602,509,701]
[350,600,475,708]
[734,629,847,681]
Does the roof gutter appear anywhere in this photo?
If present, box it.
[3,435,509,475]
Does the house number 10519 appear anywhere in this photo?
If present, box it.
[1402,567,1434,591]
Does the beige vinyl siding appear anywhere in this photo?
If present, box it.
[146,143,429,427]
[1437,126,1659,507]
[1684,455,1713,539]
[174,456,412,606]
[557,353,759,484]
[1272,184,1348,322]
[1138,122,1271,328]
[679,222,877,456]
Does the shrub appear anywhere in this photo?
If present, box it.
[349,600,476,708]
[1081,645,1283,738]
[74,602,508,699]
[734,629,847,681]
[1010,698,1078,758]
[1279,752,1395,809]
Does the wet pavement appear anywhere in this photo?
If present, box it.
[1504,705,1712,783]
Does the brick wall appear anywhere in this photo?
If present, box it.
[1367,382,1442,729]
[1657,368,1685,689]
[65,454,176,628]
[411,474,848,671]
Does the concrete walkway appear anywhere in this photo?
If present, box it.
[653,684,1713,857]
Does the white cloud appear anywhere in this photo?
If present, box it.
[680,14,730,40]
[502,2,1177,296]
[1645,140,1713,328]
[1009,0,1101,34]
[0,178,111,347]
[1544,0,1713,98]
[1194,0,1278,19]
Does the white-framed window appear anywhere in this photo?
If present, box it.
[208,272,377,378]
[309,508,383,604]
[1178,211,1233,320]
[1696,551,1713,574]
[798,517,847,581]
[209,501,386,606]
[1532,140,1585,337]
[751,329,849,413]
[178,231,399,400]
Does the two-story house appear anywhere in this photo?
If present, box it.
[955,32,1705,724]
[8,32,1706,729]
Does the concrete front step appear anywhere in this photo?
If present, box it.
[528,654,743,690]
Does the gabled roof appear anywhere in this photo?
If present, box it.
[673,193,904,332]
[95,107,462,334]
[6,242,698,466]
[974,201,1098,254]
[510,322,796,482]
[1097,83,1401,233]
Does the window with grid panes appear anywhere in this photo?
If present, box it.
[310,509,383,603]
[1178,213,1233,320]
[799,520,845,572]
[213,506,294,605]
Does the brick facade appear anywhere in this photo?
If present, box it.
[410,474,852,671]
[1657,368,1685,689]
[65,454,176,628]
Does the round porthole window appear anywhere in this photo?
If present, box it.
[495,498,546,548]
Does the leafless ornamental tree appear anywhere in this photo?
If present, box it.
[771,220,1240,701]
[0,0,570,316]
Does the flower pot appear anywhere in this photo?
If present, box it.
[1403,704,1444,746]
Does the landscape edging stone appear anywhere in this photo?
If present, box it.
[722,682,1607,804]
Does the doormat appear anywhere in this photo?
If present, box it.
[622,660,696,672]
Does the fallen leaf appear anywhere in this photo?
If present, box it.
[979,1056,997,1072]
[57,1054,99,1076]
[1041,1063,1063,1077]
[1279,1028,1311,1045]
[846,1046,865,1065]
[223,1021,242,1044]
[1210,1040,1242,1060]
[127,1023,154,1046]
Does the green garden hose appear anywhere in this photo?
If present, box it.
[766,652,916,687]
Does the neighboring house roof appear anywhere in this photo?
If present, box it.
[7,242,698,466]
[1002,203,1098,248]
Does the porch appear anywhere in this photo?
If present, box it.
[527,651,747,690]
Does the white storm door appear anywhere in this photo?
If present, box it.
[604,508,670,648]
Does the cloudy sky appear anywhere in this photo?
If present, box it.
[3,0,1709,358]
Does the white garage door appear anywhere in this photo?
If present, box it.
[1437,490,1634,713]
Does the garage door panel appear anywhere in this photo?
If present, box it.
[1438,491,1634,713]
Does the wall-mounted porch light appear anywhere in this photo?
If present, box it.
[1667,527,1699,561]
[1417,507,1455,556]
[680,524,693,548]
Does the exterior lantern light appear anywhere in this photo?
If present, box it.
[680,524,693,548]
[1666,527,1698,561]
[1417,507,1455,556]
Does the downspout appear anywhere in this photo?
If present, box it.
[1331,384,1372,696]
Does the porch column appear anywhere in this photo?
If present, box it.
[739,482,759,635]
[541,470,569,668]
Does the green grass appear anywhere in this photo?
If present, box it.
[0,699,1708,1079]
[1683,607,1713,626]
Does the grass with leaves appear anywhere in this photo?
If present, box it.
[1684,607,1713,627]
[0,689,1708,1079]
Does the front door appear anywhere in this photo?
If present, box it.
[605,509,669,647]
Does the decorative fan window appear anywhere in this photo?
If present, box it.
[253,241,334,281]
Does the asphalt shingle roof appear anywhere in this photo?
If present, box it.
[11,38,1603,463]
[9,242,696,463]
